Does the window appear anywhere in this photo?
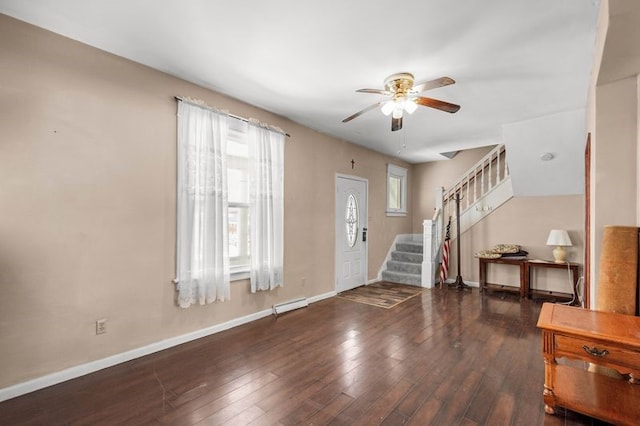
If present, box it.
[176,99,284,305]
[345,194,359,247]
[387,164,407,216]
[227,120,250,274]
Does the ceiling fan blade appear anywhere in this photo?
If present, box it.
[413,76,455,93]
[356,88,393,96]
[414,96,461,113]
[342,102,384,123]
[391,114,403,131]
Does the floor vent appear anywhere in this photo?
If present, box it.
[273,297,308,316]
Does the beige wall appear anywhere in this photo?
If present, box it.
[451,195,584,291]
[593,75,638,306]
[412,147,584,293]
[586,0,609,308]
[0,15,412,389]
[411,145,494,232]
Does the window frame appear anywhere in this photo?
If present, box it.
[227,120,251,280]
[386,163,408,216]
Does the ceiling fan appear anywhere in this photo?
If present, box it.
[342,73,460,131]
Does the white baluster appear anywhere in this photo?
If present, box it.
[474,168,478,203]
[476,167,481,202]
[481,166,484,199]
[497,150,501,184]
[489,156,493,190]
[466,177,470,210]
[476,166,482,201]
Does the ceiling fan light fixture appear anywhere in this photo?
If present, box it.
[392,108,403,119]
[403,99,418,114]
[381,101,395,116]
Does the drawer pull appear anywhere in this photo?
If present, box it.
[582,345,609,357]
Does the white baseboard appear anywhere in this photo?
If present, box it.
[0,290,337,403]
[308,290,336,303]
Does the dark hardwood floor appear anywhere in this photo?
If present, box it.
[0,286,610,425]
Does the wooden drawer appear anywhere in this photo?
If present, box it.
[538,304,640,424]
[555,334,640,370]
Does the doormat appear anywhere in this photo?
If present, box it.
[337,282,424,309]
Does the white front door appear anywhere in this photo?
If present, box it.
[336,175,367,293]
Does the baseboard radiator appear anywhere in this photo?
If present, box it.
[273,297,308,315]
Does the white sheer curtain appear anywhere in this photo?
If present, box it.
[176,101,230,307]
[248,120,285,292]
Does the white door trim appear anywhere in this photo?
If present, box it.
[335,174,368,292]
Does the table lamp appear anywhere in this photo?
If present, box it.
[546,229,572,263]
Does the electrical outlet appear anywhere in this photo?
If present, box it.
[301,277,306,287]
[96,318,107,335]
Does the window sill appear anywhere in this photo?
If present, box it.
[231,269,250,282]
[386,210,407,217]
[172,269,250,286]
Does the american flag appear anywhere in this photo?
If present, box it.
[440,218,451,286]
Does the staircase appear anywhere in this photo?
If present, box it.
[381,241,423,286]
[420,144,513,288]
[381,145,512,288]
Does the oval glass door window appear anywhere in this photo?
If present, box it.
[345,194,359,247]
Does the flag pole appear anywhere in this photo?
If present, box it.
[439,217,451,287]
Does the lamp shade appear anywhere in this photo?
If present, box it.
[546,229,572,247]
[547,229,572,263]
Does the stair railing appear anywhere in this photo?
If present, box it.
[443,144,508,215]
[442,144,509,238]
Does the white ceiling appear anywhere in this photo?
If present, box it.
[0,0,600,163]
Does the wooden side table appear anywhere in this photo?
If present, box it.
[478,257,528,297]
[526,260,580,305]
[537,303,640,425]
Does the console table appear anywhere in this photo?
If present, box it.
[537,303,640,425]
[478,257,527,297]
[527,260,580,304]
[478,258,580,303]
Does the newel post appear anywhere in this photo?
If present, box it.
[422,219,434,288]
[421,187,445,288]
